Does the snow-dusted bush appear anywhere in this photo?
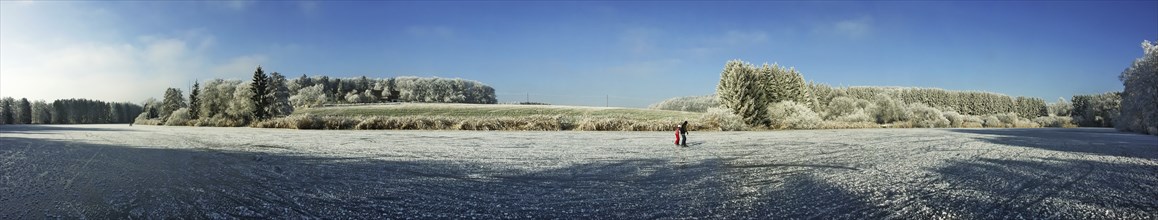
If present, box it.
[133,112,162,125]
[825,96,876,121]
[962,114,984,128]
[701,107,747,131]
[344,91,371,103]
[1034,116,1074,128]
[995,112,1019,126]
[825,96,859,120]
[649,95,718,112]
[1117,39,1158,135]
[909,103,949,128]
[872,94,909,124]
[164,108,192,126]
[982,115,1005,128]
[943,111,964,128]
[768,101,822,129]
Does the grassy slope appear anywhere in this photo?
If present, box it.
[293,103,704,121]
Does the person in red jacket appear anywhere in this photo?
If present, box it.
[675,121,688,147]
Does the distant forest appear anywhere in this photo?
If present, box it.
[0,97,140,125]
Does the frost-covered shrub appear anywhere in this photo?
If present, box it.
[909,103,949,128]
[768,101,822,129]
[962,115,984,128]
[872,94,910,124]
[344,91,372,103]
[982,115,1006,128]
[834,109,875,123]
[164,108,192,126]
[1116,40,1158,135]
[133,112,162,125]
[995,112,1019,126]
[943,111,964,128]
[1034,116,1075,128]
[826,96,857,119]
[701,107,748,131]
[825,96,876,124]
[649,95,718,112]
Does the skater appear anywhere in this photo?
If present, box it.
[679,121,688,147]
[674,123,682,146]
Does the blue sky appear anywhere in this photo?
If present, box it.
[2,1,1155,107]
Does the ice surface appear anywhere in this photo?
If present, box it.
[1,125,1155,219]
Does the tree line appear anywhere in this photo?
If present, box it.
[287,75,497,107]
[0,97,141,125]
[709,56,1140,130]
[137,66,499,127]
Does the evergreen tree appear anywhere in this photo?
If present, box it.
[1,97,13,124]
[161,88,186,120]
[189,81,200,119]
[266,72,293,117]
[250,66,269,120]
[716,60,768,126]
[18,98,31,124]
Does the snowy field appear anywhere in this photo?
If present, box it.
[1,124,1156,219]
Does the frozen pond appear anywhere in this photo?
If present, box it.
[2,124,1156,219]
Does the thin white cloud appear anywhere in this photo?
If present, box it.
[719,30,769,45]
[620,28,660,55]
[604,59,683,77]
[223,0,255,11]
[212,55,269,79]
[298,1,320,16]
[0,2,268,103]
[406,26,455,39]
[818,16,873,39]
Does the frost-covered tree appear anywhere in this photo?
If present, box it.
[266,72,293,117]
[230,82,257,122]
[17,98,31,124]
[1048,97,1073,117]
[199,79,241,119]
[189,82,200,120]
[345,91,364,103]
[160,88,186,120]
[290,84,327,108]
[142,98,161,119]
[716,60,768,126]
[761,63,807,105]
[0,97,13,124]
[1072,92,1121,127]
[32,100,51,124]
[873,94,910,124]
[250,66,269,120]
[1117,39,1158,135]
